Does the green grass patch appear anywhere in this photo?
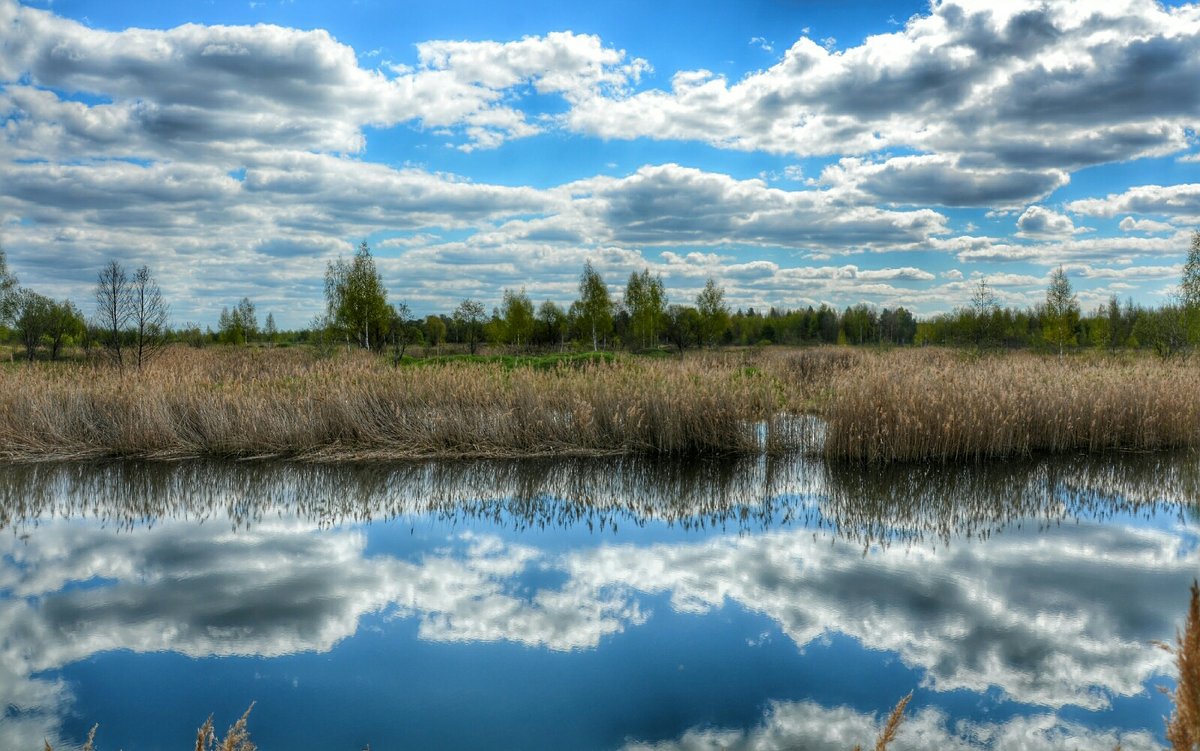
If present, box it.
[398,351,617,370]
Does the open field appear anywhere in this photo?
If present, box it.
[0,345,1197,463]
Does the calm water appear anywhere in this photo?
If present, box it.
[2,454,1198,750]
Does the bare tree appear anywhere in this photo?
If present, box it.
[131,265,169,369]
[94,261,132,370]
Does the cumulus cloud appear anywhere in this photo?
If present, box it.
[0,0,1194,321]
[0,1,646,157]
[0,159,954,320]
[623,701,1160,751]
[564,0,1200,173]
[1119,216,1176,233]
[822,156,1069,208]
[1069,184,1200,218]
[1015,205,1076,238]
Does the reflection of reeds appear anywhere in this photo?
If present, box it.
[0,348,799,461]
[2,450,1195,545]
[823,350,1200,463]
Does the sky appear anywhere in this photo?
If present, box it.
[2,0,1200,327]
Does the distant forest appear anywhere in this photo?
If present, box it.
[2,232,1200,365]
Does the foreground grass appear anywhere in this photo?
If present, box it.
[0,347,800,461]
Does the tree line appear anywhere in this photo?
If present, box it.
[1,232,1199,362]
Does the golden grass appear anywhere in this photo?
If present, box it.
[0,347,795,461]
[44,706,254,751]
[821,349,1200,463]
[3,345,1198,463]
[853,692,912,751]
[1165,581,1200,750]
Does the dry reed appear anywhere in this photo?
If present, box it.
[0,347,793,461]
[1165,581,1200,750]
[4,346,1199,464]
[822,349,1200,463]
[852,692,912,751]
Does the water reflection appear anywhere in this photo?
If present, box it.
[1,452,1197,750]
[2,452,1197,542]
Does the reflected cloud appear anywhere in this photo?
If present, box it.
[1,453,1196,747]
[622,700,1161,751]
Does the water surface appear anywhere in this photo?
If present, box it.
[2,454,1198,750]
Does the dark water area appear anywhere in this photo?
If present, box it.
[2,453,1199,750]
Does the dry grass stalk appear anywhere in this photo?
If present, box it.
[874,691,912,751]
[851,691,912,751]
[44,708,252,751]
[1166,581,1200,750]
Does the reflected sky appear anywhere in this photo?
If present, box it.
[1,453,1197,750]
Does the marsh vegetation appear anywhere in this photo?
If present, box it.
[0,344,1197,464]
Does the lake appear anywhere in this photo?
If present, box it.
[2,453,1197,750]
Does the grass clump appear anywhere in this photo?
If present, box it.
[821,349,1200,463]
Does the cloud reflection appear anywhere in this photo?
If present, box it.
[0,453,1196,748]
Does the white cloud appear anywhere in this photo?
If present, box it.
[624,701,1160,751]
[1068,184,1200,217]
[0,2,647,156]
[1015,205,1076,238]
[563,0,1200,174]
[1119,216,1176,233]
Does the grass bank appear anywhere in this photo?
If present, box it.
[0,347,799,461]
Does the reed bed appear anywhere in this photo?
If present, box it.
[0,347,793,461]
[822,349,1200,463]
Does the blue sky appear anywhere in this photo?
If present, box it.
[2,0,1200,326]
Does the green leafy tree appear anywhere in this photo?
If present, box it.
[1182,230,1200,343]
[968,278,1000,347]
[624,269,667,350]
[325,241,391,350]
[695,278,730,347]
[263,313,278,347]
[0,245,17,325]
[536,301,568,349]
[666,304,701,353]
[576,262,613,351]
[1043,266,1079,355]
[46,299,86,361]
[454,298,486,354]
[218,305,248,345]
[13,289,54,361]
[387,302,420,364]
[234,298,257,343]
[424,314,447,353]
[1134,302,1190,358]
[501,287,536,349]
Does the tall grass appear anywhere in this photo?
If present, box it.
[0,347,793,461]
[3,346,1198,463]
[821,349,1200,463]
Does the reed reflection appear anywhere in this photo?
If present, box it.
[1,453,1197,750]
[0,452,1196,545]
